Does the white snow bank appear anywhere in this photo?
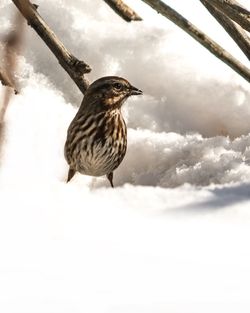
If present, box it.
[2,74,250,189]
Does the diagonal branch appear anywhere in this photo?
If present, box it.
[11,0,91,94]
[140,0,250,83]
[201,0,250,61]
[103,0,142,22]
[207,0,250,32]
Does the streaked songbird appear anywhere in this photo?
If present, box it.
[64,76,142,187]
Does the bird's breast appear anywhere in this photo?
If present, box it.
[68,110,127,176]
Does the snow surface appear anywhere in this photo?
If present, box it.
[1,0,250,312]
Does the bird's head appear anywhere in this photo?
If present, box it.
[83,76,143,112]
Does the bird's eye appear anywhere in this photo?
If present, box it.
[113,83,123,91]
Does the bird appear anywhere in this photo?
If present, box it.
[64,76,143,187]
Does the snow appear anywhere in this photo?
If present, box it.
[1,0,250,312]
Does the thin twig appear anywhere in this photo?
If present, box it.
[207,0,250,32]
[103,0,142,22]
[141,0,250,83]
[201,0,250,61]
[12,0,91,94]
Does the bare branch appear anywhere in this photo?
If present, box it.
[201,0,250,61]
[103,0,142,22]
[141,0,250,83]
[0,12,24,158]
[207,0,250,32]
[2,12,25,94]
[0,12,24,95]
[11,0,91,94]
[0,11,24,121]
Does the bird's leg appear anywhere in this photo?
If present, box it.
[107,172,114,188]
[67,167,76,183]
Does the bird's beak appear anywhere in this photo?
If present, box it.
[130,85,143,96]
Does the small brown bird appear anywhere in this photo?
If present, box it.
[64,76,142,187]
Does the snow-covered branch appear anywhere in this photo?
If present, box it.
[207,0,250,32]
[201,0,250,61]
[11,0,91,94]
[103,0,142,22]
[141,0,250,83]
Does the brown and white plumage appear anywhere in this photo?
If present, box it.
[64,76,142,187]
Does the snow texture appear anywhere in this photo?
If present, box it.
[1,0,250,312]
